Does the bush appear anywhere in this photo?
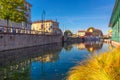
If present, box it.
[67,47,120,80]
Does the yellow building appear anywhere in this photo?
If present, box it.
[108,29,112,37]
[76,30,86,38]
[32,20,62,35]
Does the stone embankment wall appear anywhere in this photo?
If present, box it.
[0,33,62,51]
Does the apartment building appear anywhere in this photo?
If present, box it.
[32,20,62,35]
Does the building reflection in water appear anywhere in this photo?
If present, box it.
[85,41,103,53]
[74,43,86,50]
[0,41,109,80]
[64,41,103,53]
[31,43,62,80]
[0,43,62,80]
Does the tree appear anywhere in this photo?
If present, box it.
[0,0,27,28]
[64,30,73,37]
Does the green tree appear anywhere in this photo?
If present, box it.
[64,30,73,37]
[0,0,27,28]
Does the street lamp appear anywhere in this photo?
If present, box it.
[41,10,46,35]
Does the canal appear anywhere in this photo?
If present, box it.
[0,41,112,80]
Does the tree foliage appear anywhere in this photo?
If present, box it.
[0,0,27,27]
[64,30,73,37]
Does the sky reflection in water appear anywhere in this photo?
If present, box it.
[0,42,112,80]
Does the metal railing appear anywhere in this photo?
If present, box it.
[0,26,61,35]
[0,26,37,34]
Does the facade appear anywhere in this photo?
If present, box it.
[0,1,32,29]
[76,30,86,38]
[109,0,120,42]
[108,29,112,37]
[76,28,103,39]
[85,32,92,37]
[87,27,103,37]
[32,20,62,35]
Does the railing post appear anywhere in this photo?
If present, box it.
[0,26,47,35]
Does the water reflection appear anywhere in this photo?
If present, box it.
[0,41,110,80]
[64,41,103,53]
[85,41,103,53]
[0,43,62,80]
[63,43,73,51]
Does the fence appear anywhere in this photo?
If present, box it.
[0,26,56,35]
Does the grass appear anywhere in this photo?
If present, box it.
[67,47,120,80]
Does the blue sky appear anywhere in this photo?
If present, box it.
[27,0,115,34]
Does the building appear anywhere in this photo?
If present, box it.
[76,30,86,38]
[108,29,112,38]
[87,27,103,37]
[85,32,92,37]
[109,0,120,42]
[0,1,32,30]
[32,20,62,35]
[76,28,103,38]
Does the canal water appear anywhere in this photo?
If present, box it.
[0,41,112,80]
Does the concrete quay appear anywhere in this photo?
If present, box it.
[0,33,62,51]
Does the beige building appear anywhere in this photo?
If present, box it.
[76,30,86,38]
[32,20,62,35]
[0,1,32,30]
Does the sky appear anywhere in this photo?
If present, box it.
[27,0,115,34]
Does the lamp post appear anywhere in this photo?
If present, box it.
[41,10,46,35]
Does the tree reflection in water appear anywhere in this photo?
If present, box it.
[63,42,73,51]
[8,68,30,80]
[0,41,107,80]
[63,41,103,53]
[0,43,62,80]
